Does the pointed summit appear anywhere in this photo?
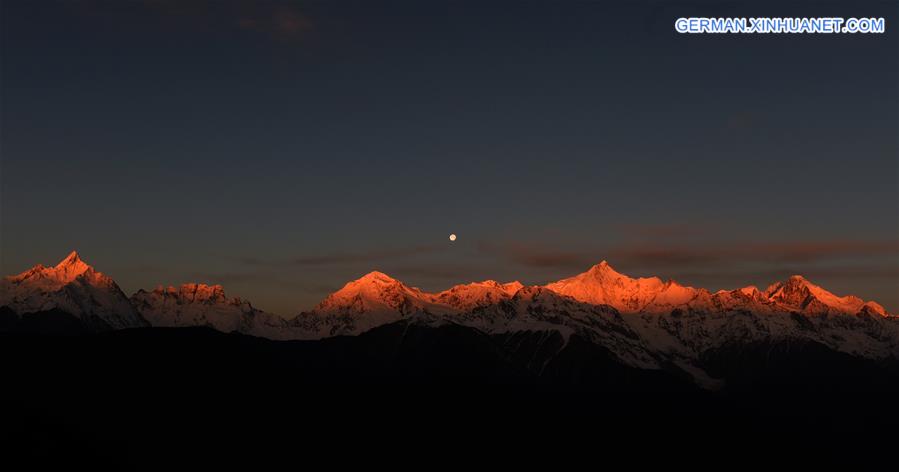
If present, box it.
[1,251,145,329]
[583,260,635,282]
[5,251,93,285]
[546,261,672,313]
[55,250,92,274]
[589,260,617,273]
[765,274,870,315]
[57,250,83,266]
[765,274,816,298]
[49,250,93,282]
[786,274,809,284]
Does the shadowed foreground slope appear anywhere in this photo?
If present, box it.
[2,322,898,469]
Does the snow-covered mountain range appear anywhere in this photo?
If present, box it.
[131,283,293,339]
[2,252,897,387]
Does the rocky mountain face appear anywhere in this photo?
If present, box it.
[2,252,896,389]
[546,260,889,317]
[433,280,524,311]
[283,262,897,388]
[288,272,525,337]
[130,283,293,339]
[0,251,146,330]
[288,271,454,338]
[544,261,897,364]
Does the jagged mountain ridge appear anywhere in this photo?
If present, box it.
[2,252,897,388]
[290,271,527,337]
[0,251,146,329]
[130,283,294,339]
[291,264,897,387]
[546,260,889,316]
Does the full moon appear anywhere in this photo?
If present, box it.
[449,234,457,242]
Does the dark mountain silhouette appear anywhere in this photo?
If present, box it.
[3,321,897,469]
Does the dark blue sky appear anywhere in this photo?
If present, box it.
[2,1,897,314]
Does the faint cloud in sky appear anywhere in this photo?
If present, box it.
[612,240,899,266]
[233,244,445,268]
[237,5,313,39]
[73,0,314,41]
[616,222,709,240]
[477,241,589,269]
[480,238,899,271]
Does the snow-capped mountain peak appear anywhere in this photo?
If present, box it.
[4,253,897,389]
[329,271,436,304]
[289,271,445,337]
[1,251,145,329]
[172,283,227,303]
[432,280,523,311]
[139,283,234,305]
[545,261,672,313]
[544,262,892,318]
[357,270,400,284]
[130,282,294,337]
[316,271,430,312]
[6,250,94,287]
[501,281,525,293]
[764,274,880,315]
[55,250,91,273]
[590,259,615,273]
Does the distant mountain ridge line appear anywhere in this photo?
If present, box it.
[3,251,898,389]
[1,251,893,321]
